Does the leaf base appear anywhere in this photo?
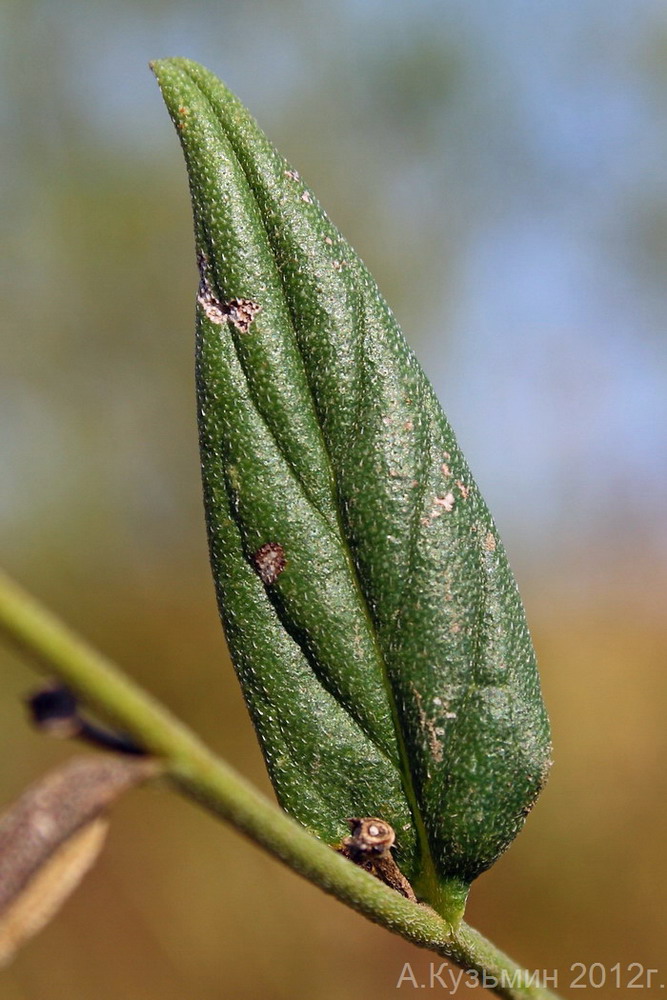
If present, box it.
[414,873,470,930]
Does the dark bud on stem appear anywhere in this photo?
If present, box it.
[338,817,416,902]
[26,685,147,756]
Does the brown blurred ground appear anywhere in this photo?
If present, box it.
[2,562,665,999]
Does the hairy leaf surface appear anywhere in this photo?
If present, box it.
[153,58,551,922]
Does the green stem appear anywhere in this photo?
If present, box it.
[0,568,561,1000]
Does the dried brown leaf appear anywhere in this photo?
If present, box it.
[0,754,160,965]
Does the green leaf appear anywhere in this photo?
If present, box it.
[152,57,552,925]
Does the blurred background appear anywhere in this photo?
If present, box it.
[2,1,666,997]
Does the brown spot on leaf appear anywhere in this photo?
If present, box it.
[433,492,455,512]
[225,297,262,333]
[456,480,470,500]
[197,281,226,324]
[252,542,286,585]
[284,168,300,181]
[484,531,497,552]
[196,255,261,333]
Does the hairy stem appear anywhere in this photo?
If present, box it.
[0,569,560,1000]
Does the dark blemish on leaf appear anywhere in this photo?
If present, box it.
[224,297,262,333]
[441,463,451,477]
[456,480,470,500]
[301,191,313,203]
[251,542,286,585]
[332,259,347,271]
[284,168,300,181]
[484,531,497,552]
[197,280,226,325]
[324,236,333,246]
[196,253,261,333]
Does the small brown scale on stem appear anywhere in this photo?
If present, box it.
[337,818,416,901]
